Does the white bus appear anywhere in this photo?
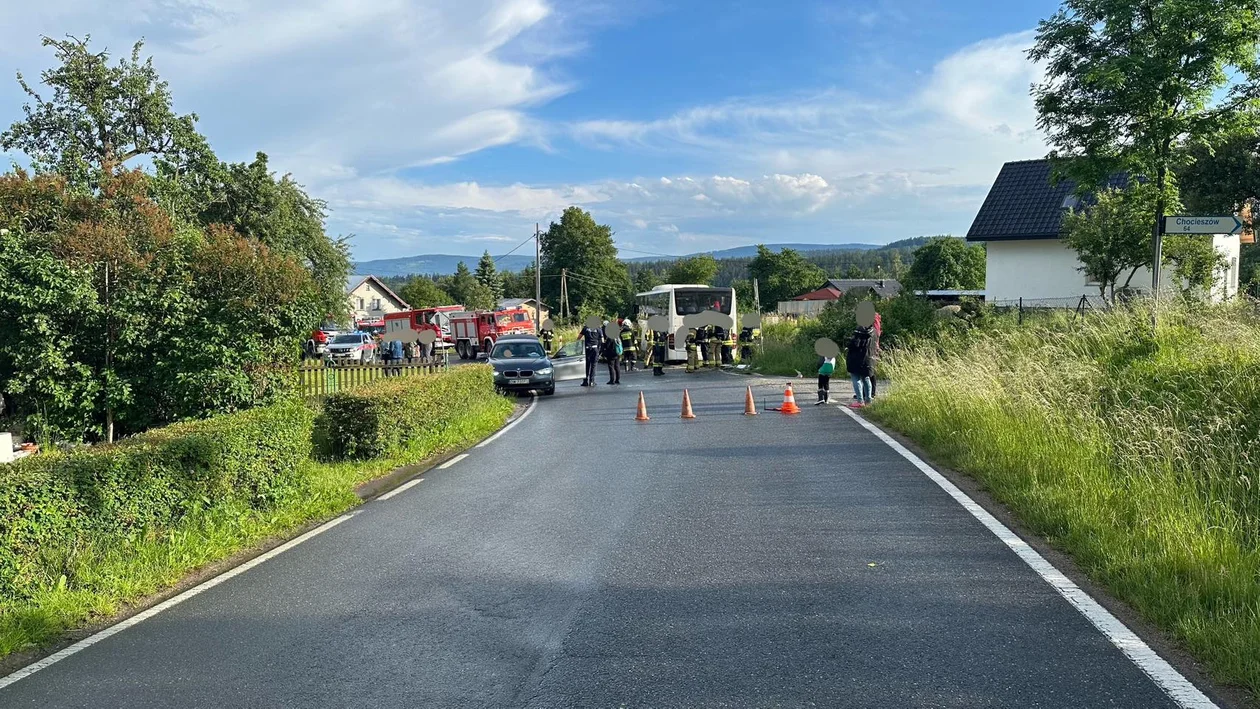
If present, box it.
[635,284,738,362]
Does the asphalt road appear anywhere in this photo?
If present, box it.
[0,369,1202,708]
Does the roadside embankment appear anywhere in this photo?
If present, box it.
[865,300,1260,701]
[0,365,513,659]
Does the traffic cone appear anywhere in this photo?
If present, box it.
[635,391,650,421]
[681,389,697,419]
[743,385,758,416]
[778,385,801,415]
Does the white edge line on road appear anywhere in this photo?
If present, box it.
[437,453,468,470]
[0,510,359,692]
[375,477,424,501]
[475,394,536,448]
[838,407,1218,709]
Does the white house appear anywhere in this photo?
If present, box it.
[967,159,1241,305]
[346,275,409,324]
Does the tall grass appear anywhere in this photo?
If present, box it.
[753,319,819,376]
[866,299,1260,699]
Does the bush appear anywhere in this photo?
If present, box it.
[321,365,510,460]
[0,400,313,601]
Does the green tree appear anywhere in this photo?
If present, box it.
[1,36,214,187]
[474,250,505,303]
[446,261,479,306]
[904,237,985,291]
[633,268,660,293]
[1062,187,1157,300]
[501,265,537,299]
[1030,0,1260,290]
[198,153,351,320]
[398,276,453,309]
[540,207,631,315]
[747,245,826,312]
[463,281,497,311]
[666,254,718,285]
[1177,128,1260,294]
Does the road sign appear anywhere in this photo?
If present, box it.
[1163,215,1243,235]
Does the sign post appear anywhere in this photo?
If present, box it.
[1163,215,1244,235]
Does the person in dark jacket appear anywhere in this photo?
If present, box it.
[579,320,604,387]
[845,326,875,407]
[603,325,622,384]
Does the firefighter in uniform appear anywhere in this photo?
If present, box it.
[619,319,637,371]
[652,327,666,376]
[707,325,721,367]
[695,325,709,366]
[739,325,754,362]
[685,328,699,373]
[541,326,554,356]
[720,325,735,366]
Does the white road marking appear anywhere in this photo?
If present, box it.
[376,477,424,501]
[839,407,1218,709]
[475,394,536,448]
[0,511,359,691]
[437,453,468,469]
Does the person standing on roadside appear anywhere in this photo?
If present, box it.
[603,321,622,384]
[579,317,604,387]
[870,311,882,399]
[847,302,878,407]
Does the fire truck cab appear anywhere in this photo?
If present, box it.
[450,308,535,360]
[383,305,464,350]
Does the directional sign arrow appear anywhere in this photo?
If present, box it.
[1234,216,1244,235]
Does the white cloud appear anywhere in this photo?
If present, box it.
[0,0,570,175]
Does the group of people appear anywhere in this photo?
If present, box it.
[375,335,438,376]
[816,312,881,407]
[682,324,759,372]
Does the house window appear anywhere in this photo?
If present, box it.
[370,298,382,311]
[356,297,365,310]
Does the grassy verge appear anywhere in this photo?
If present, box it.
[865,300,1260,701]
[0,366,513,659]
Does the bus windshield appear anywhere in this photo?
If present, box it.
[674,289,732,315]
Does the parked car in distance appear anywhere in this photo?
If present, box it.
[326,332,377,364]
[488,335,586,395]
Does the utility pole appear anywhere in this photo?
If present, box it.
[752,278,760,313]
[534,222,541,335]
[560,268,570,321]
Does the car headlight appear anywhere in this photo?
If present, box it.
[535,367,553,376]
[493,371,505,379]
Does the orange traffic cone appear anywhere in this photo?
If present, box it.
[681,389,697,419]
[778,385,801,415]
[635,391,650,421]
[743,385,758,416]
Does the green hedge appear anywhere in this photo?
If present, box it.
[0,400,313,602]
[322,365,505,460]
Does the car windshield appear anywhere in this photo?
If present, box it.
[332,334,362,344]
[493,343,544,359]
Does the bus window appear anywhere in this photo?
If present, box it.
[675,290,731,315]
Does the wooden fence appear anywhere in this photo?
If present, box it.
[298,359,448,399]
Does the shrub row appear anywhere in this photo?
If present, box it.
[0,400,314,601]
[321,365,502,460]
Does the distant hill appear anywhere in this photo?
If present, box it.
[353,253,535,277]
[625,242,881,263]
[355,240,936,277]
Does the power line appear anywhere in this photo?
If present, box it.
[493,233,537,264]
[617,246,683,259]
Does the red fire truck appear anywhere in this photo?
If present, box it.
[450,308,536,359]
[383,305,465,350]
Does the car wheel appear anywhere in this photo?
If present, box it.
[542,385,555,396]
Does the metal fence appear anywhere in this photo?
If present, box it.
[298,359,448,399]
[987,295,1111,323]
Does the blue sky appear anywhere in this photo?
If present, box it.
[0,0,1061,261]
